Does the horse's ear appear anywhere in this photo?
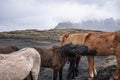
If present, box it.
[85,32,93,38]
[83,32,93,44]
[60,34,69,41]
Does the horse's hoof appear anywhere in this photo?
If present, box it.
[109,76,114,80]
[109,76,117,80]
[88,77,93,80]
[67,78,72,80]
[75,68,79,77]
[94,71,97,76]
[72,77,75,79]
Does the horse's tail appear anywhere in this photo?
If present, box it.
[115,32,120,43]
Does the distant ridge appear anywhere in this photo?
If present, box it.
[55,18,120,32]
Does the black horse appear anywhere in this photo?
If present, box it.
[62,43,96,80]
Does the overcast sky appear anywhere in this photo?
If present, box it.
[0,0,120,31]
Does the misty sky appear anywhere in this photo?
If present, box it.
[0,0,120,31]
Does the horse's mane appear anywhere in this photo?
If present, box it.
[51,44,75,57]
[59,43,75,57]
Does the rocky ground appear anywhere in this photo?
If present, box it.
[0,39,118,80]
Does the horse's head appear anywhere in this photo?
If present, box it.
[69,44,97,56]
[11,46,19,51]
[60,34,70,46]
[59,43,76,57]
[71,44,86,54]
[88,49,97,56]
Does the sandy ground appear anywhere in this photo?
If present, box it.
[0,39,118,80]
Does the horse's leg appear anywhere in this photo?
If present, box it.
[72,68,75,78]
[24,71,33,80]
[72,58,76,79]
[31,55,40,80]
[30,71,34,80]
[87,56,96,80]
[67,58,76,80]
[59,67,63,80]
[93,57,97,76]
[31,67,40,80]
[110,46,120,80]
[75,55,81,76]
[110,55,120,80]
[67,59,72,80]
[53,69,58,80]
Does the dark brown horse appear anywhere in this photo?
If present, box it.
[34,45,72,80]
[0,46,19,53]
[34,43,96,80]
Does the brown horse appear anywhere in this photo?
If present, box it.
[60,31,120,80]
[60,33,97,79]
[34,45,73,80]
[0,46,19,53]
[34,43,96,80]
[0,48,41,80]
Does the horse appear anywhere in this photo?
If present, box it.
[34,43,96,80]
[0,47,41,80]
[60,31,120,80]
[0,46,19,53]
[64,43,96,80]
[60,33,97,79]
[0,46,33,80]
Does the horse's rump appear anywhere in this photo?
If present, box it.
[0,48,40,80]
[0,55,33,80]
[83,32,116,55]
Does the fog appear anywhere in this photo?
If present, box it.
[0,0,119,31]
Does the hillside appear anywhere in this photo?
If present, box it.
[0,29,102,41]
